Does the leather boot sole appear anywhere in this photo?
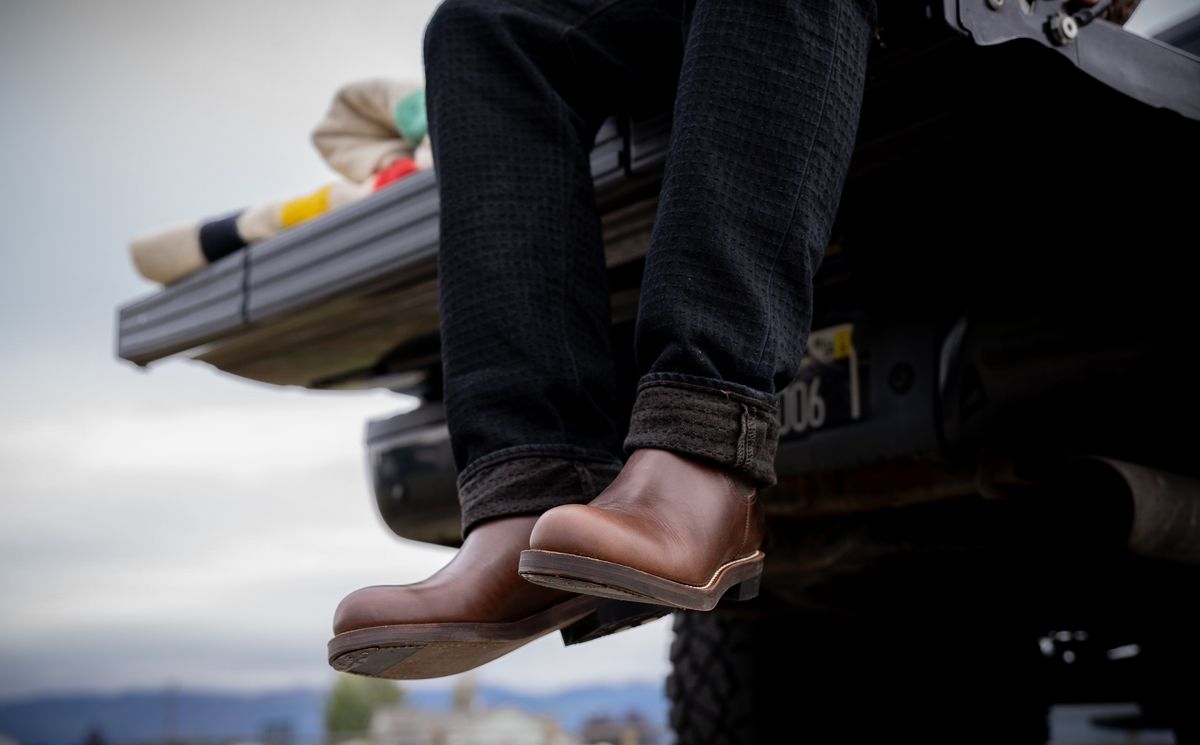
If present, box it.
[518,549,765,611]
[327,595,668,679]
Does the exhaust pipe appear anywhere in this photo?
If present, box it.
[1057,457,1200,565]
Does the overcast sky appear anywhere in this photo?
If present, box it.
[0,0,1192,703]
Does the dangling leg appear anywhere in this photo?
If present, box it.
[329,0,684,678]
[525,0,879,610]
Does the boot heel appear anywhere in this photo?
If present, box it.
[560,600,670,646]
[726,573,761,602]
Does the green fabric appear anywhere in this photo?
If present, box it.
[393,89,427,145]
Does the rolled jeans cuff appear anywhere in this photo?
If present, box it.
[622,373,780,488]
[457,444,624,537]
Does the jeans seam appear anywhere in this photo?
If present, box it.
[554,72,581,447]
[734,404,748,469]
[574,461,593,496]
[750,0,844,373]
[554,0,638,445]
[561,0,646,42]
[742,404,756,468]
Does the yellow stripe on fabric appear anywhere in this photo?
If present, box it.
[280,184,333,228]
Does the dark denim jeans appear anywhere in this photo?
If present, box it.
[424,0,877,535]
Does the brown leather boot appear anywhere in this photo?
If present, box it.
[328,515,663,679]
[519,448,765,611]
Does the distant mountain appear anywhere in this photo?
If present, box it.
[0,683,667,745]
[0,689,325,745]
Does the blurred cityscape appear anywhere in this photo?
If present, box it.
[0,680,1183,745]
[0,677,667,745]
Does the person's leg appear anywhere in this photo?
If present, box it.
[427,0,684,538]
[329,0,684,679]
[628,0,878,486]
[524,0,879,608]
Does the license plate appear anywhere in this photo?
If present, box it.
[776,323,863,440]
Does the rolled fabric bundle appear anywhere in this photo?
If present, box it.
[129,213,249,286]
[129,223,208,286]
[129,180,375,285]
[236,200,286,245]
[414,138,434,171]
[280,180,374,228]
[130,79,431,286]
[373,158,418,190]
[392,88,427,145]
[281,184,334,228]
[198,212,248,261]
[311,79,423,183]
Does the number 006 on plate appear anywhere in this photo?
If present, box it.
[777,323,862,440]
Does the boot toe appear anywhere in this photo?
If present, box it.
[332,585,407,636]
[530,503,658,566]
[529,504,607,556]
